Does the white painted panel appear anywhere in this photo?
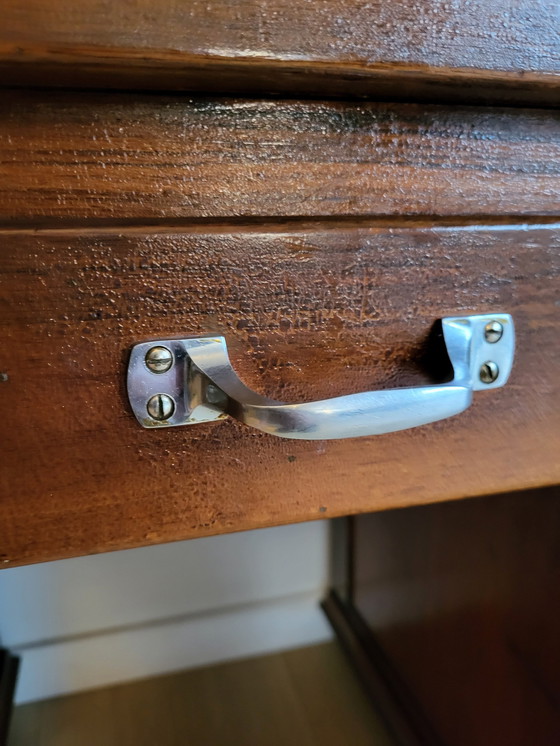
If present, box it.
[0,521,328,646]
[13,593,333,704]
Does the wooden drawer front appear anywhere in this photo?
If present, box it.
[1,92,559,565]
[1,225,558,566]
[1,0,559,104]
[1,93,560,222]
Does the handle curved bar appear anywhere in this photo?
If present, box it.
[127,314,514,440]
[187,339,470,439]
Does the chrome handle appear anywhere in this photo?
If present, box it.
[127,314,514,440]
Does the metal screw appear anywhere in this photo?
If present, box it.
[145,346,173,374]
[480,361,499,384]
[147,393,175,420]
[484,321,503,344]
[206,383,226,406]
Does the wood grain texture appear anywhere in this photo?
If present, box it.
[1,93,560,223]
[353,488,560,746]
[0,0,559,104]
[0,224,558,567]
[8,643,394,746]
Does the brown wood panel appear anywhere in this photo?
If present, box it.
[0,224,558,567]
[352,488,560,746]
[1,93,560,222]
[0,0,559,104]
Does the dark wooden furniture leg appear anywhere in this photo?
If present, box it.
[0,648,19,746]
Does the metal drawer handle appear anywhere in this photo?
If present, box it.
[127,313,514,440]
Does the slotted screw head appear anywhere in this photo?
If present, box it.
[480,361,499,384]
[145,346,173,374]
[147,393,175,420]
[484,321,503,344]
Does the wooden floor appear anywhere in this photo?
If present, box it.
[8,642,394,745]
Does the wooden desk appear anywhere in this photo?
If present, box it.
[0,3,558,743]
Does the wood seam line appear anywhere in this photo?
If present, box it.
[1,215,560,236]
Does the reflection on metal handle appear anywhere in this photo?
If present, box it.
[127,314,514,440]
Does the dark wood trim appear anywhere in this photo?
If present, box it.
[2,61,559,108]
[322,590,444,746]
[328,518,353,603]
[0,648,19,746]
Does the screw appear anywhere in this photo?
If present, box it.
[147,393,175,420]
[145,346,173,374]
[480,361,499,384]
[205,383,226,406]
[484,321,503,344]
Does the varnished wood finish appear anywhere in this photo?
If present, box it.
[8,643,394,746]
[352,488,560,746]
[1,93,560,222]
[0,1,559,104]
[1,224,558,566]
[323,592,438,746]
